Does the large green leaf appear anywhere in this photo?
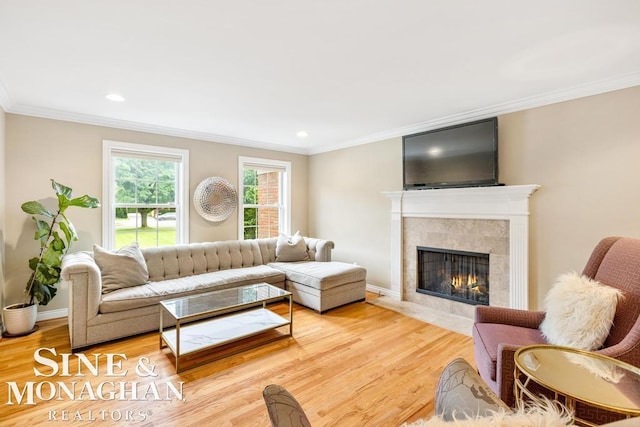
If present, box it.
[33,218,50,243]
[21,201,54,218]
[31,283,47,305]
[61,214,79,242]
[34,262,60,286]
[44,284,57,305]
[68,194,101,209]
[41,244,64,269]
[51,180,72,199]
[49,231,66,253]
[57,193,70,212]
[53,180,73,212]
[58,221,74,245]
[31,282,56,306]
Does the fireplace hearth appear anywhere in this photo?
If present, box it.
[417,247,490,306]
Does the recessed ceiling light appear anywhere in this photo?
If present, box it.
[296,131,308,138]
[105,93,125,102]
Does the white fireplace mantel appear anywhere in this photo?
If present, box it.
[384,184,540,310]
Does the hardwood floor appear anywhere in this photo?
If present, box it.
[0,294,475,426]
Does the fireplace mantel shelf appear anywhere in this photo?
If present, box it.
[383,184,540,219]
[384,184,540,310]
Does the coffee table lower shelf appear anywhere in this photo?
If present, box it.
[160,308,291,372]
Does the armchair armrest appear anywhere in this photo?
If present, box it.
[495,343,523,408]
[475,306,545,329]
[597,315,640,366]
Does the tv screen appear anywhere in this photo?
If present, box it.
[403,117,499,190]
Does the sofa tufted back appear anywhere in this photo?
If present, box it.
[141,237,333,282]
[142,239,266,282]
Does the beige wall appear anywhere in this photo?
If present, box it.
[4,114,308,314]
[308,138,402,289]
[0,107,5,331]
[500,86,640,308]
[309,85,640,309]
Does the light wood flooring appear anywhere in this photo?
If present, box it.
[0,293,474,426]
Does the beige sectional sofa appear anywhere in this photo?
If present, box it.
[61,236,367,350]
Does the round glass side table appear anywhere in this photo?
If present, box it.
[514,345,640,426]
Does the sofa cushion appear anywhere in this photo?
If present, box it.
[540,272,623,350]
[94,243,149,293]
[275,231,310,262]
[472,323,546,381]
[99,265,285,313]
[269,261,366,290]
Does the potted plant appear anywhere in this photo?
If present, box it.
[2,179,100,336]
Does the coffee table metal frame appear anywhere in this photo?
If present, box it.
[514,344,640,426]
[159,283,292,372]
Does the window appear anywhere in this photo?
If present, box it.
[238,157,291,240]
[103,140,189,249]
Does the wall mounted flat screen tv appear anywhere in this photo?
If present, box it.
[403,117,499,190]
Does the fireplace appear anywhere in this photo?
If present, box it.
[383,186,539,333]
[417,247,490,306]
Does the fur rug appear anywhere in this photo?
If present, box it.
[402,401,573,427]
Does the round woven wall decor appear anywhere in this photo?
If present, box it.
[193,177,238,222]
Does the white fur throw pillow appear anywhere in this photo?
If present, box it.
[539,272,623,350]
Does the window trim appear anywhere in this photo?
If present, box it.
[238,156,291,240]
[103,140,190,249]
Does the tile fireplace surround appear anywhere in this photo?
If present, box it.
[383,185,540,334]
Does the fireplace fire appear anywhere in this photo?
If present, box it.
[417,247,490,305]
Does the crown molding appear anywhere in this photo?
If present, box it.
[4,72,640,156]
[6,104,310,155]
[308,72,640,155]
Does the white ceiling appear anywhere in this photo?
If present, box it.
[1,1,639,155]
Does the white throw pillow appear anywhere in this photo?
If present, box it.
[94,242,150,293]
[539,272,623,350]
[275,231,310,262]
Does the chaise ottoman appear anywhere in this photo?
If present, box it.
[268,261,367,313]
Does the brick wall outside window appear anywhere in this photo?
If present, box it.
[257,171,280,238]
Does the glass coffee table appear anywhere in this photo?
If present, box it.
[159,283,292,372]
[514,345,640,426]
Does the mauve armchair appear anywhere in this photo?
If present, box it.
[473,236,640,409]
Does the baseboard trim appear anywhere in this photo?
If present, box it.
[366,284,401,300]
[37,308,67,321]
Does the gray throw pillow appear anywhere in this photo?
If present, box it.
[275,231,310,262]
[94,242,149,293]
